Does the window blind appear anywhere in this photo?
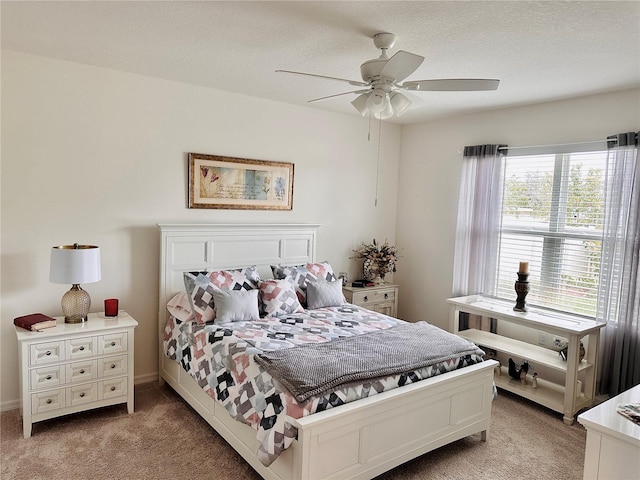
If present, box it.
[496,151,606,317]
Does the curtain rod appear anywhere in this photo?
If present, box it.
[497,139,615,151]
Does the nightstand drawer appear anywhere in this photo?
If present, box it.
[31,365,65,390]
[67,383,98,406]
[66,360,97,383]
[66,337,97,360]
[98,355,127,377]
[30,341,64,366]
[99,332,127,355]
[31,389,65,414]
[99,377,127,399]
[350,288,396,305]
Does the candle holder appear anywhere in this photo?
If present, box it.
[514,272,529,312]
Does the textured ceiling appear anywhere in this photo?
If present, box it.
[2,1,639,125]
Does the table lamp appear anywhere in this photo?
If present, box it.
[50,244,101,323]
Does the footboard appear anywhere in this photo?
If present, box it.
[161,354,496,480]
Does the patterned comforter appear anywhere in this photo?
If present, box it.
[163,304,484,466]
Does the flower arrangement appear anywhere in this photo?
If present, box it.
[350,239,400,282]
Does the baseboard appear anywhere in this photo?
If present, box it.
[0,399,20,413]
[135,372,159,385]
[1,372,160,413]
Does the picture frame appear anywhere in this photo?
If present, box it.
[188,153,294,210]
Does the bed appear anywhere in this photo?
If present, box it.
[157,223,496,480]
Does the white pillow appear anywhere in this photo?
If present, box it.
[212,288,260,323]
[306,278,345,309]
[166,291,195,322]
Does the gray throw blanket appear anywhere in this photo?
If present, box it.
[255,321,484,402]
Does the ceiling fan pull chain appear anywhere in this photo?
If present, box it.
[375,116,382,207]
[368,111,372,141]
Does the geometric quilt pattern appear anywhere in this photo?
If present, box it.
[163,304,485,467]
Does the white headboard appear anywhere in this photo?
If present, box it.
[157,223,320,338]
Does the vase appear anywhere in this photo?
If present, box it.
[363,259,387,284]
[363,258,378,282]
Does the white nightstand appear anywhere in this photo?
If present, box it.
[15,311,138,438]
[343,284,399,317]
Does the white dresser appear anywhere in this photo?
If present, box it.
[578,384,640,480]
[15,311,138,438]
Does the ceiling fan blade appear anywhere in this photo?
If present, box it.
[307,89,370,103]
[276,70,368,87]
[402,78,500,91]
[380,51,424,82]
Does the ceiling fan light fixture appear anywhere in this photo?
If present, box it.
[375,100,395,120]
[366,88,387,113]
[390,92,411,116]
[351,93,370,116]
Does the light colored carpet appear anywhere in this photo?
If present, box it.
[0,383,587,480]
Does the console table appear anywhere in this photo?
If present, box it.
[447,294,605,424]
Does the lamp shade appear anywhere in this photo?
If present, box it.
[50,244,101,284]
[390,92,411,117]
[351,93,370,116]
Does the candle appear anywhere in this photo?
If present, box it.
[104,298,119,317]
[519,261,529,274]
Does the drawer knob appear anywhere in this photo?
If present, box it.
[79,392,85,398]
[46,375,52,380]
[110,341,116,347]
[79,346,85,351]
[111,364,116,369]
[363,296,368,302]
[46,399,52,404]
[384,293,389,299]
[80,369,85,374]
[46,351,52,356]
[110,386,116,391]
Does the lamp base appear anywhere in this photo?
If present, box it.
[61,285,91,323]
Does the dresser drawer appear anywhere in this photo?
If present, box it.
[66,360,97,383]
[66,337,97,360]
[30,341,64,366]
[98,332,127,355]
[67,383,98,406]
[31,389,66,414]
[98,355,127,377]
[30,365,65,391]
[99,377,128,400]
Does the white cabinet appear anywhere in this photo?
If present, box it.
[578,385,640,479]
[343,284,398,317]
[15,312,138,438]
[447,295,604,424]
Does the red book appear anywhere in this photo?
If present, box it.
[14,313,57,331]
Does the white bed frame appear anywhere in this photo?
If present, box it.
[158,223,496,480]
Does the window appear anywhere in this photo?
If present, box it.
[496,149,607,317]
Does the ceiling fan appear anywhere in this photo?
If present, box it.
[276,32,499,119]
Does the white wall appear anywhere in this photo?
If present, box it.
[395,88,640,331]
[0,51,401,408]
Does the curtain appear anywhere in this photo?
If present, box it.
[597,132,640,396]
[452,144,507,330]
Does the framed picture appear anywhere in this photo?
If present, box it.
[188,153,294,210]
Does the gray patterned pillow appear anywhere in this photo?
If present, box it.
[183,266,261,324]
[306,279,345,309]
[270,261,337,307]
[259,278,304,317]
